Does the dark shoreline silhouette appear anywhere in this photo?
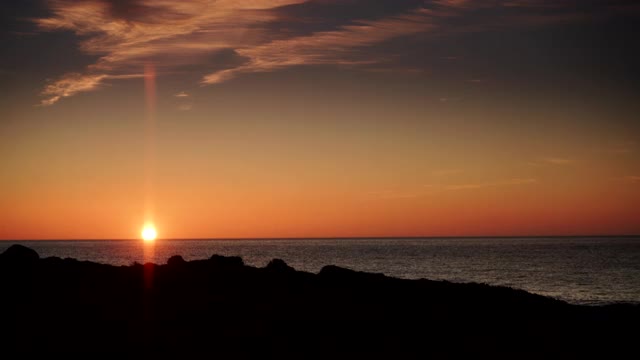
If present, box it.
[1,244,637,357]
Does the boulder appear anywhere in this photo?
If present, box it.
[167,255,186,266]
[266,258,294,272]
[0,244,39,265]
[209,254,244,268]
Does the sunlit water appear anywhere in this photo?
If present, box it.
[2,237,638,306]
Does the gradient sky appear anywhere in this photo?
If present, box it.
[1,0,639,239]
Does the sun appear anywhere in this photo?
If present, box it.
[141,224,157,242]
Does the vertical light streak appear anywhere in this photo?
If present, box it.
[143,62,156,229]
[143,63,156,289]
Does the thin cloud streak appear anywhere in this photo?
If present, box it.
[541,158,573,165]
[202,8,435,84]
[621,176,640,183]
[178,103,193,111]
[40,72,144,105]
[374,178,537,199]
[444,178,537,191]
[432,169,464,176]
[528,157,574,166]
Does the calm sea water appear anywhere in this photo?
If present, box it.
[2,237,639,306]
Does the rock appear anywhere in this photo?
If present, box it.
[0,244,39,265]
[209,254,244,268]
[319,265,387,284]
[319,265,353,277]
[167,255,186,266]
[0,246,637,357]
[266,258,294,272]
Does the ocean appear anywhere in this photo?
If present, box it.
[2,237,638,306]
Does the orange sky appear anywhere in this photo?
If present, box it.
[1,81,638,239]
[1,0,639,239]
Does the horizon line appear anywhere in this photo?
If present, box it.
[1,234,638,241]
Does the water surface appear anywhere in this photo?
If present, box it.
[2,237,638,305]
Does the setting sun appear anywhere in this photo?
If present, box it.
[141,224,157,242]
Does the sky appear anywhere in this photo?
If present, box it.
[1,0,639,239]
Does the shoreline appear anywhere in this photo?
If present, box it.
[1,244,638,357]
[1,238,638,306]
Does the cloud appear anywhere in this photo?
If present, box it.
[373,178,536,199]
[36,0,308,105]
[178,103,193,111]
[528,157,574,166]
[541,158,573,165]
[39,72,143,105]
[40,73,108,106]
[602,148,633,154]
[432,169,463,176]
[371,189,436,200]
[202,7,435,84]
[34,0,638,104]
[175,91,192,110]
[444,178,537,191]
[597,141,635,154]
[621,175,640,183]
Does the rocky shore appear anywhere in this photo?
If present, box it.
[1,244,637,358]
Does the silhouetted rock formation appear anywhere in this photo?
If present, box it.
[0,244,39,264]
[0,245,637,358]
[266,258,294,272]
[209,253,244,268]
[167,254,186,267]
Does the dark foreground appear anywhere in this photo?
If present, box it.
[1,245,637,358]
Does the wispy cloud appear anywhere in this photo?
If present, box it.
[373,178,536,199]
[40,73,108,106]
[202,8,435,84]
[528,157,574,166]
[597,141,636,155]
[40,72,143,105]
[36,0,308,105]
[178,103,193,111]
[175,91,192,110]
[371,188,437,200]
[34,0,636,104]
[542,158,573,165]
[431,169,463,176]
[621,175,640,183]
[603,148,633,154]
[444,178,537,190]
